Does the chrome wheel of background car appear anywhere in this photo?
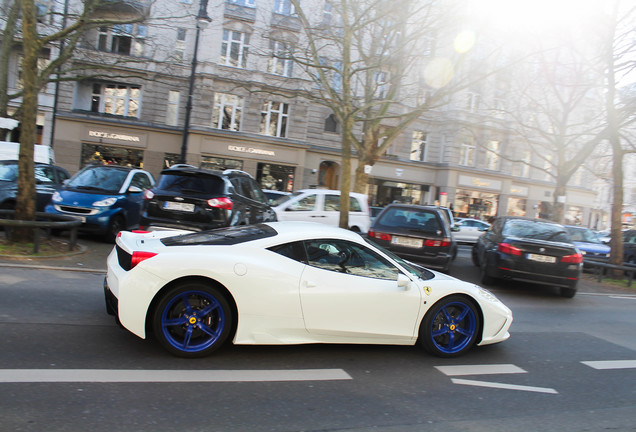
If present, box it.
[420,295,480,357]
[152,283,232,358]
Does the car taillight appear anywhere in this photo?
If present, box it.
[144,190,154,200]
[131,251,158,269]
[498,243,522,256]
[132,230,151,234]
[561,253,583,264]
[424,238,451,247]
[368,230,392,241]
[207,197,233,210]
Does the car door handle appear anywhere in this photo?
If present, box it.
[310,215,326,218]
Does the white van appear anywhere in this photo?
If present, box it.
[273,189,371,233]
[0,141,55,163]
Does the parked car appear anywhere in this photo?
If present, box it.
[140,166,276,232]
[0,160,70,211]
[263,189,290,206]
[367,204,457,273]
[104,222,513,358]
[564,225,611,265]
[454,218,491,244]
[370,206,384,221]
[45,164,155,241]
[623,229,636,267]
[273,189,371,233]
[472,216,582,298]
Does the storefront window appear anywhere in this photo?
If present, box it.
[370,180,425,207]
[81,143,144,168]
[565,205,583,225]
[454,189,498,220]
[200,156,243,171]
[507,197,527,216]
[257,163,295,192]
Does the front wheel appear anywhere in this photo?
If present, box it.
[152,283,233,358]
[104,215,124,243]
[420,295,481,357]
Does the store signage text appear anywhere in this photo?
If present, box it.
[228,145,275,156]
[88,130,141,142]
[458,175,502,191]
[510,185,528,196]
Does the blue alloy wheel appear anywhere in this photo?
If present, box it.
[420,295,480,357]
[152,283,232,358]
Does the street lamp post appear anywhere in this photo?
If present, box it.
[180,0,211,164]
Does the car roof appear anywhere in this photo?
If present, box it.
[295,189,368,198]
[161,166,253,179]
[262,221,364,244]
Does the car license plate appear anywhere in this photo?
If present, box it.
[527,253,556,263]
[392,236,423,248]
[163,201,195,212]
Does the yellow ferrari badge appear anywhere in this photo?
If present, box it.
[424,286,432,295]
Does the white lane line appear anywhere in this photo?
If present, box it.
[581,360,636,370]
[435,364,526,376]
[609,296,636,300]
[0,369,352,383]
[451,378,558,394]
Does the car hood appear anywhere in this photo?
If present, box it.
[56,189,121,206]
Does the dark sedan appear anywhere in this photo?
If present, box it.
[0,160,70,211]
[472,216,582,298]
[367,204,457,273]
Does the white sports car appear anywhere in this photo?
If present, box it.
[104,222,512,358]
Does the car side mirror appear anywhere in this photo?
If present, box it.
[397,273,411,290]
[479,227,489,232]
[451,225,460,232]
[128,186,142,193]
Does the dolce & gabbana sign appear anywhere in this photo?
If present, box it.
[85,128,145,146]
[228,145,276,157]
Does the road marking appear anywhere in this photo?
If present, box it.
[451,378,558,394]
[435,364,526,376]
[0,369,352,383]
[581,360,636,370]
[609,296,636,300]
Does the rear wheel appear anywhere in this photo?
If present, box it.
[560,286,577,298]
[152,282,233,358]
[420,295,480,357]
[480,253,495,285]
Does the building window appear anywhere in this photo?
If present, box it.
[268,40,293,77]
[324,114,339,133]
[166,91,180,126]
[543,154,553,181]
[91,83,141,118]
[274,0,295,15]
[374,71,388,99]
[512,149,530,178]
[174,28,186,62]
[98,24,146,57]
[212,93,243,131]
[410,131,427,162]
[16,55,50,90]
[466,92,480,113]
[228,0,256,6]
[260,101,289,137]
[257,163,295,192]
[323,1,333,25]
[221,29,250,68]
[459,143,475,166]
[485,140,500,170]
[200,156,243,171]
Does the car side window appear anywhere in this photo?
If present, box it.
[268,241,305,261]
[324,194,339,211]
[289,194,316,211]
[131,173,152,190]
[35,166,55,184]
[350,197,362,212]
[304,239,399,280]
[242,177,267,203]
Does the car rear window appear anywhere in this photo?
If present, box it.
[375,208,441,232]
[161,224,277,246]
[503,219,571,243]
[157,172,225,195]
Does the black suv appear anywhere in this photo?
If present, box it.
[140,166,277,231]
[0,160,70,211]
[623,230,636,266]
[367,204,457,272]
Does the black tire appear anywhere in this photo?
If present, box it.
[471,247,479,267]
[480,253,495,285]
[420,295,481,357]
[152,282,233,358]
[560,286,577,298]
[104,215,124,242]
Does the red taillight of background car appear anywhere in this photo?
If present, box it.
[424,238,451,247]
[131,251,158,269]
[143,190,154,200]
[368,230,392,241]
[561,253,583,264]
[207,197,233,210]
[498,242,523,256]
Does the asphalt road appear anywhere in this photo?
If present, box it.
[0,241,635,432]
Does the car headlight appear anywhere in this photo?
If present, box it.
[477,286,499,302]
[93,197,117,207]
[52,191,62,202]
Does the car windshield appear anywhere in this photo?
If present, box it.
[364,237,434,280]
[567,227,602,244]
[0,162,18,181]
[375,208,441,233]
[503,219,571,243]
[161,224,277,246]
[157,172,225,195]
[68,166,129,193]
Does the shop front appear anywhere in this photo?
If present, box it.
[507,184,528,216]
[453,175,501,221]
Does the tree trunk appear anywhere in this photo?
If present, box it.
[10,0,38,242]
